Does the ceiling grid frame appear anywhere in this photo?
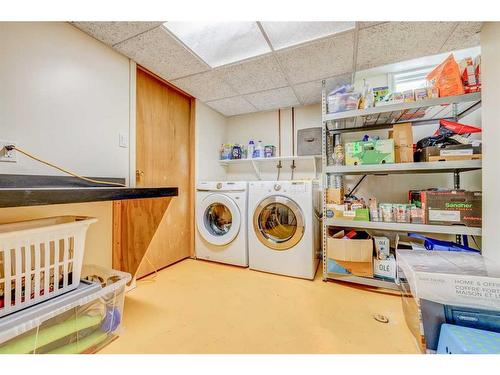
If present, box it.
[256,21,302,106]
[71,21,484,117]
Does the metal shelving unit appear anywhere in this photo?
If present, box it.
[219,155,321,180]
[325,159,482,175]
[324,219,482,236]
[320,80,483,290]
[324,92,481,133]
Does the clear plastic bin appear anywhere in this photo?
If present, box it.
[0,264,131,354]
[326,92,361,114]
[397,250,500,353]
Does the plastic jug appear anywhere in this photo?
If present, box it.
[247,140,255,159]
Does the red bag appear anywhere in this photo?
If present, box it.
[427,54,465,97]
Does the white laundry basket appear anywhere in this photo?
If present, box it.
[0,216,97,318]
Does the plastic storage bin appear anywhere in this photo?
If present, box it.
[437,324,500,354]
[397,250,500,353]
[0,264,131,354]
[0,216,97,318]
[326,92,361,114]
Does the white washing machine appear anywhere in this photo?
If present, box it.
[248,180,320,279]
[195,181,248,267]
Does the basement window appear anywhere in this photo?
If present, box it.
[391,66,434,92]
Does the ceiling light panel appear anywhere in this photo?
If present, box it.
[163,22,271,67]
[261,21,355,50]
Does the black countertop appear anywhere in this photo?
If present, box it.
[0,187,179,208]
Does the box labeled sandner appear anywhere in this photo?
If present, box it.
[421,190,482,227]
[327,229,373,277]
[345,139,395,166]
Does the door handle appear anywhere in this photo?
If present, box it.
[136,169,145,181]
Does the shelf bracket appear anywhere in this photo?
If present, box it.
[251,160,262,180]
[453,169,462,245]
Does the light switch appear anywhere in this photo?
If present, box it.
[119,132,129,148]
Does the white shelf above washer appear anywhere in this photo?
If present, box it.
[219,155,322,180]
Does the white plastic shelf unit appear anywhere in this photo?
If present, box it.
[219,155,321,180]
[320,80,483,290]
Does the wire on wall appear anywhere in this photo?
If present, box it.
[6,144,126,187]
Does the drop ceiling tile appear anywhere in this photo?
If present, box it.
[244,87,299,111]
[171,70,238,101]
[356,22,457,70]
[205,96,257,116]
[357,21,387,29]
[217,55,288,95]
[261,22,355,50]
[71,22,163,46]
[114,26,209,80]
[276,31,355,85]
[293,74,351,105]
[440,22,482,52]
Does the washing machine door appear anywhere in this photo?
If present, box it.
[253,195,304,251]
[197,193,241,246]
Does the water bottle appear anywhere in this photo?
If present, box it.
[247,140,255,159]
[255,141,264,159]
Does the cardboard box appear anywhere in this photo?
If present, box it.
[327,230,373,277]
[373,236,390,260]
[373,255,397,281]
[326,187,344,205]
[373,86,390,103]
[332,208,370,221]
[421,190,482,227]
[403,90,415,102]
[414,88,429,101]
[391,123,414,163]
[345,139,395,166]
[415,144,482,162]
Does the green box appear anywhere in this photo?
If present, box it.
[332,208,370,221]
[345,139,395,166]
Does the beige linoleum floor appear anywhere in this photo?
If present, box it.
[101,259,420,354]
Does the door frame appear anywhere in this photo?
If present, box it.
[125,64,196,261]
[136,64,196,258]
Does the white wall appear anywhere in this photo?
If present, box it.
[0,22,131,181]
[225,105,322,181]
[0,22,133,268]
[195,100,228,182]
[479,23,500,264]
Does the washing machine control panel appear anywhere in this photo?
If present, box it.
[249,181,308,193]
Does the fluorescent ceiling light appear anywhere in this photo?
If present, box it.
[164,22,271,67]
[261,22,355,50]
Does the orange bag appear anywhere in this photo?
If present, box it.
[427,54,465,97]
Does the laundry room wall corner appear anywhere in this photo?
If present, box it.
[195,100,228,182]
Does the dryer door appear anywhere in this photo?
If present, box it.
[197,193,241,246]
[253,195,304,251]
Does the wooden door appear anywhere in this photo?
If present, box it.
[134,67,194,278]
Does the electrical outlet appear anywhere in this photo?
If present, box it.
[119,132,129,148]
[0,140,17,162]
